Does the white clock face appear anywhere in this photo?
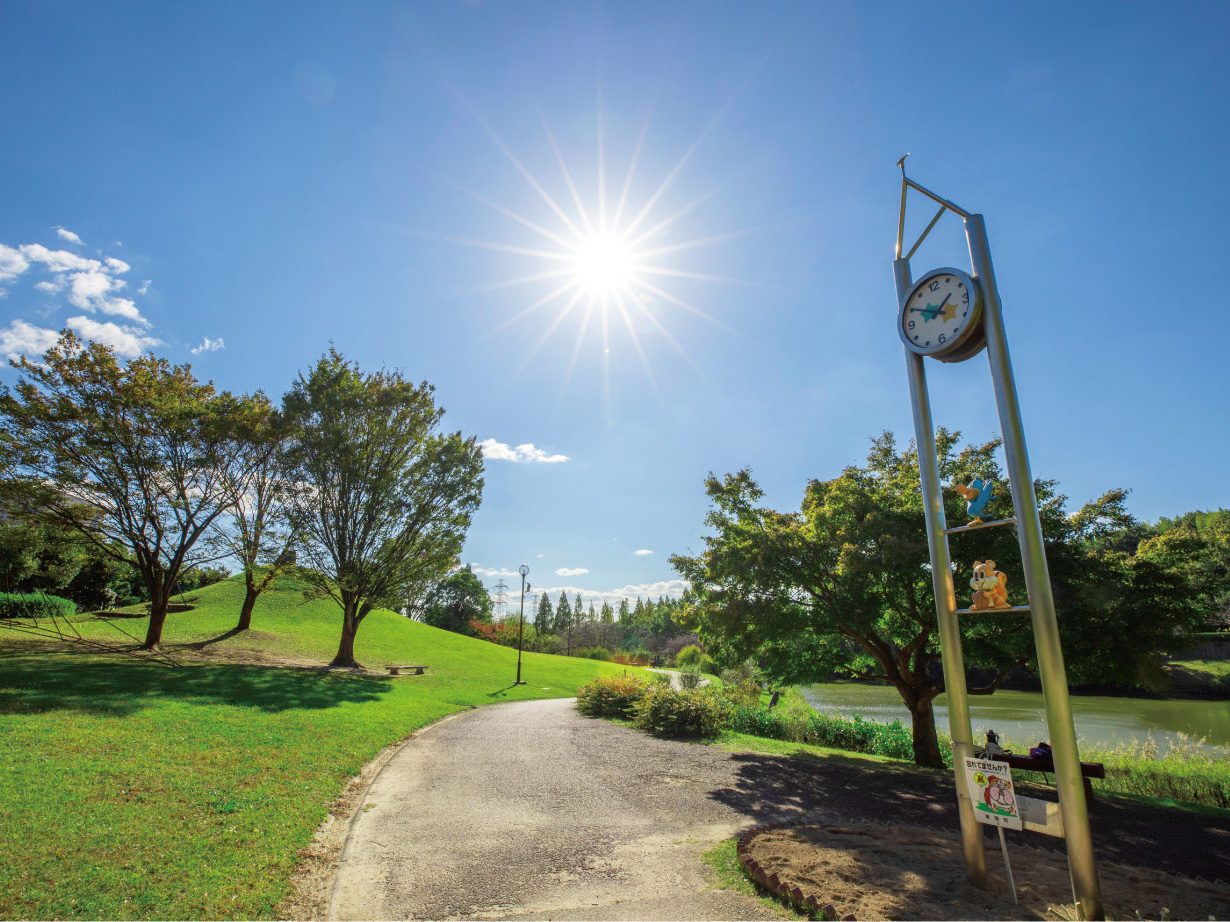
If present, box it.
[902,270,977,354]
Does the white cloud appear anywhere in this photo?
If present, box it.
[0,244,30,284]
[56,228,84,245]
[190,336,225,355]
[530,579,689,607]
[467,563,520,579]
[104,257,130,274]
[480,438,569,463]
[536,553,545,558]
[633,549,654,556]
[35,278,65,294]
[66,316,161,358]
[555,567,589,577]
[137,279,151,295]
[0,319,60,363]
[19,243,99,273]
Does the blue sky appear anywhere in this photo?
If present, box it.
[2,1,1227,614]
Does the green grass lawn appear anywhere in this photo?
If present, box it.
[0,576,648,920]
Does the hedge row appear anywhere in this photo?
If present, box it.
[0,592,77,620]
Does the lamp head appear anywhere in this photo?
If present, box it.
[518,563,529,578]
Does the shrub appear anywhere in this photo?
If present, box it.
[0,592,76,620]
[575,646,613,661]
[678,664,703,688]
[633,686,732,738]
[614,647,650,666]
[576,674,650,719]
[722,678,762,709]
[698,655,719,675]
[648,670,672,686]
[725,705,914,760]
[676,644,704,668]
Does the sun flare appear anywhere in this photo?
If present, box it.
[444,104,749,399]
[570,231,637,297]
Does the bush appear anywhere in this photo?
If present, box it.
[648,671,672,686]
[678,664,703,688]
[725,705,914,760]
[698,655,718,675]
[575,646,613,661]
[633,685,732,738]
[722,678,762,709]
[0,592,76,620]
[676,644,704,668]
[576,674,650,719]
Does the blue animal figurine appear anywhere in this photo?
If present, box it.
[952,478,994,524]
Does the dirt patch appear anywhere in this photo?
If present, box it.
[743,821,1228,921]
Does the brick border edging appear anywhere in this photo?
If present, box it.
[736,820,855,921]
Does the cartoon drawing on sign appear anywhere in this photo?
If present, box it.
[983,774,1016,817]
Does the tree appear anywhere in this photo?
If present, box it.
[0,332,240,649]
[600,601,613,623]
[283,350,483,667]
[423,566,493,635]
[618,597,630,624]
[671,431,1197,768]
[554,592,572,634]
[210,392,298,631]
[534,591,554,635]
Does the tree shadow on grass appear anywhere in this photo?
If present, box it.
[707,749,1230,882]
[0,648,391,716]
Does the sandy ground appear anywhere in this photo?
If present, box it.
[746,821,1229,921]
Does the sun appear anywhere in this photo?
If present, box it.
[570,231,637,298]
[441,103,749,398]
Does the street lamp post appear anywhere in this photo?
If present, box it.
[515,564,529,685]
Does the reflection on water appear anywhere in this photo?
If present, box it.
[801,682,1230,753]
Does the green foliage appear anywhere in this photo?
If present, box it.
[632,685,732,738]
[725,704,914,760]
[0,331,247,648]
[533,591,553,635]
[678,664,703,688]
[576,646,612,661]
[422,566,493,635]
[648,670,672,686]
[0,591,76,619]
[282,350,484,667]
[676,644,704,667]
[671,430,1212,766]
[575,673,650,718]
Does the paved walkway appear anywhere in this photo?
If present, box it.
[330,698,1230,921]
[330,698,782,921]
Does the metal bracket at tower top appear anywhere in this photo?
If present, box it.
[895,153,972,261]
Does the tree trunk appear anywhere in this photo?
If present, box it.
[143,593,170,651]
[907,696,945,769]
[330,606,361,668]
[236,575,259,631]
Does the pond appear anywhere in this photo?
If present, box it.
[801,682,1230,754]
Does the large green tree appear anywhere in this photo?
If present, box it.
[671,431,1198,768]
[0,332,241,649]
[283,350,484,668]
[422,565,493,635]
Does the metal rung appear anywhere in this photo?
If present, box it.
[944,517,1018,535]
[954,605,1031,615]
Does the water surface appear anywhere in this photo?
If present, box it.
[801,682,1230,754]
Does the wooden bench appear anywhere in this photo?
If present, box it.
[996,752,1106,800]
[385,664,428,676]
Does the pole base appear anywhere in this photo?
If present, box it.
[513,681,527,685]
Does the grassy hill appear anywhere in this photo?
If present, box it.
[0,576,648,920]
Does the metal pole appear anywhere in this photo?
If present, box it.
[515,564,528,685]
[997,827,1017,905]
[966,214,1103,920]
[894,257,989,889]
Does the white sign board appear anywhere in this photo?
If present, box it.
[964,757,1022,831]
